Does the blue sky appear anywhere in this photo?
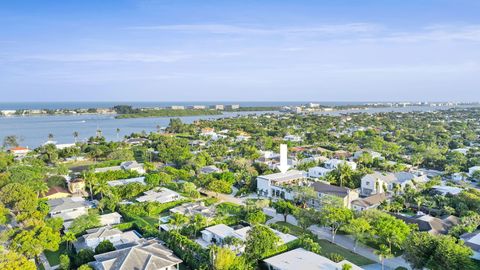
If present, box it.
[1,0,480,102]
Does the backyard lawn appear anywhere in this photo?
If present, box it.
[44,242,67,266]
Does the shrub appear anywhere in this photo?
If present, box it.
[95,240,115,254]
[328,253,345,263]
[59,254,70,270]
[74,249,95,267]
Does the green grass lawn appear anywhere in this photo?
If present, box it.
[317,239,375,266]
[44,242,67,266]
[273,222,374,266]
[143,216,159,227]
[275,221,305,236]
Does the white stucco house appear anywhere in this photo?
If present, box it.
[74,226,141,250]
[199,224,297,251]
[136,188,182,203]
[283,134,302,142]
[263,248,363,270]
[47,197,93,222]
[307,166,332,178]
[324,158,357,170]
[360,171,428,196]
[256,170,307,200]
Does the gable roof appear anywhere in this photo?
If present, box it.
[47,197,91,212]
[311,182,350,198]
[391,213,459,235]
[352,193,387,208]
[93,238,182,270]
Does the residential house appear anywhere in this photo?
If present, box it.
[74,226,141,250]
[351,193,387,211]
[99,212,122,226]
[452,172,467,182]
[307,167,332,178]
[124,137,151,145]
[392,214,460,235]
[91,238,182,270]
[199,224,297,250]
[469,166,480,178]
[42,186,71,200]
[169,202,216,219]
[257,170,307,200]
[461,231,480,260]
[324,158,357,170]
[120,161,145,174]
[47,197,93,221]
[107,176,146,187]
[136,188,182,203]
[431,185,463,195]
[353,150,383,160]
[360,171,428,196]
[283,134,302,142]
[310,182,359,209]
[8,146,30,157]
[263,248,363,270]
[200,165,222,174]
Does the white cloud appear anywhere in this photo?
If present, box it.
[22,52,192,63]
[127,23,380,35]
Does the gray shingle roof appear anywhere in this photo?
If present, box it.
[93,238,182,270]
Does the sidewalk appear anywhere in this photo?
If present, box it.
[308,225,411,270]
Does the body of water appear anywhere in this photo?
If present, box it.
[0,111,275,148]
[0,101,369,110]
[0,104,475,148]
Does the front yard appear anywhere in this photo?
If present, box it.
[273,221,375,266]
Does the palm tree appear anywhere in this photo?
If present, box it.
[32,181,49,197]
[375,244,393,270]
[73,131,79,143]
[3,135,19,148]
[48,133,54,142]
[169,213,188,232]
[62,231,77,252]
[116,128,120,140]
[414,196,424,213]
[93,179,110,199]
[156,125,161,133]
[393,183,401,195]
[84,171,97,201]
[96,129,102,138]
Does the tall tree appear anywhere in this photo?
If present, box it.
[320,206,353,243]
[344,217,371,252]
[244,225,281,263]
[273,199,296,222]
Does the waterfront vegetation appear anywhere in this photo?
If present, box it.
[115,108,222,119]
[1,107,480,269]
